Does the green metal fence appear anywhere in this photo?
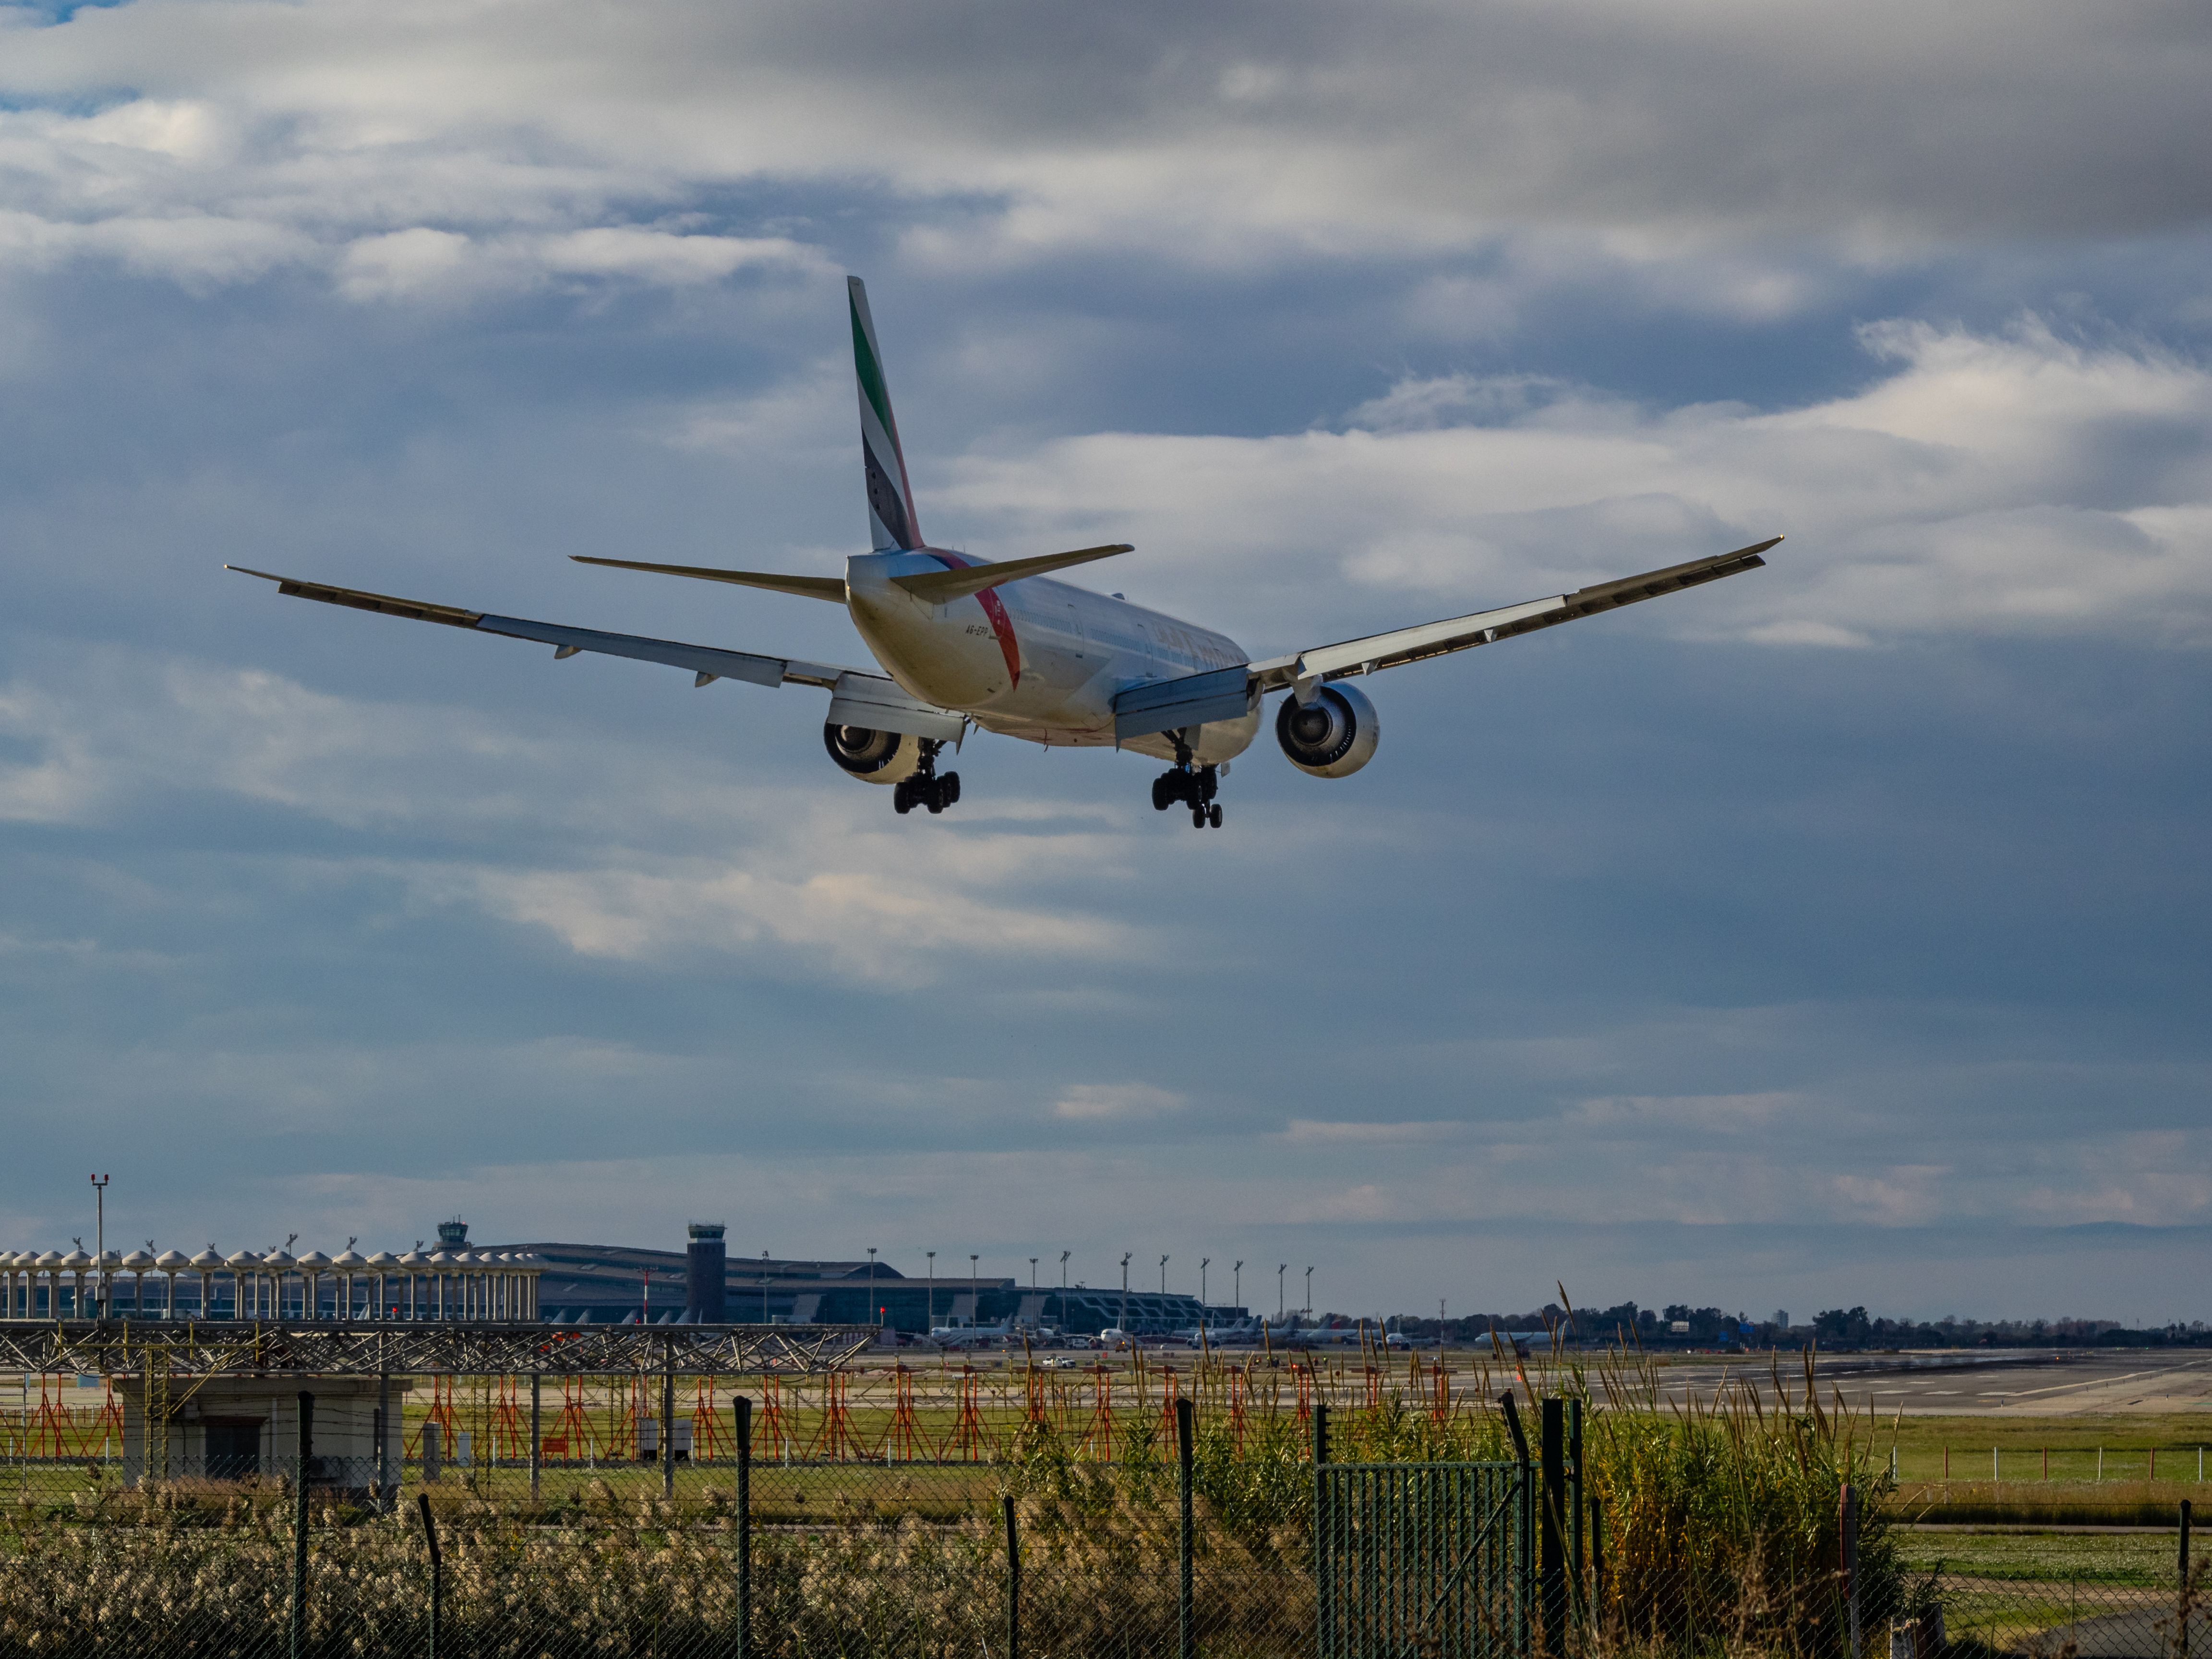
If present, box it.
[1313,1402,1535,1659]
[1315,1458,1531,1659]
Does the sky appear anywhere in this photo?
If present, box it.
[2,0,2209,1327]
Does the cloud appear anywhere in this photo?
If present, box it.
[1830,1166,1950,1227]
[1052,1082,1184,1121]
[932,316,2212,652]
[1283,1119,1465,1143]
[335,225,829,302]
[396,852,1135,984]
[0,648,1148,985]
[1563,1093,1803,1132]
[2,0,2208,299]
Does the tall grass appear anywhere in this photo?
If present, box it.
[1568,1339,1926,1655]
[0,1343,1925,1659]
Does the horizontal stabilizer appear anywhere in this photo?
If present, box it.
[570,556,848,602]
[891,544,1132,603]
[1112,663,1255,741]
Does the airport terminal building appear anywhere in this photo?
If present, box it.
[481,1224,1236,1334]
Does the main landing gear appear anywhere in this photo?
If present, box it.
[1151,744,1224,830]
[893,741,961,816]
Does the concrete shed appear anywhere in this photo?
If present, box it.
[115,1375,408,1491]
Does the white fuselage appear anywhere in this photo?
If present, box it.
[845,549,1260,765]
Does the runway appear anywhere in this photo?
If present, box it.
[1622,1350,2212,1416]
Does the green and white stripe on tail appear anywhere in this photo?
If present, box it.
[850,276,924,553]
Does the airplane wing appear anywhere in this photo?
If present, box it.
[1246,538,1779,694]
[1113,538,1776,741]
[225,567,966,740]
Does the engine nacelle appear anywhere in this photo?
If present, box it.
[1275,682,1380,779]
[823,722,926,785]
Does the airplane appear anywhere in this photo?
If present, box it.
[228,277,1778,829]
[929,1316,1016,1350]
[1183,1315,1272,1347]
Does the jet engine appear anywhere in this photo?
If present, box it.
[822,722,925,784]
[1274,683,1380,778]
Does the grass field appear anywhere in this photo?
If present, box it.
[1895,1528,2194,1585]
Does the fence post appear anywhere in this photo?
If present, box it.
[290,1390,313,1659]
[1501,1395,1532,1657]
[1313,1400,1331,1659]
[1004,1493,1022,1659]
[376,1363,391,1509]
[1540,1396,1566,1656]
[1569,1396,1585,1619]
[1840,1483,1861,1659]
[661,1344,677,1501]
[1177,1395,1195,1659]
[2182,1499,2194,1659]
[418,1492,442,1659]
[733,1396,752,1659]
[529,1374,541,1505]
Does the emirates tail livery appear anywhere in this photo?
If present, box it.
[232,278,1776,829]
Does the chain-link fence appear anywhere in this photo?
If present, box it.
[1,1375,2206,1659]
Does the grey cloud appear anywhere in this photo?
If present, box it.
[4,0,2208,296]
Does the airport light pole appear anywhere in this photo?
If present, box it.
[760,1251,769,1323]
[1234,1261,1244,1311]
[1029,1257,1038,1291]
[970,1254,978,1326]
[1159,1254,1168,1294]
[1304,1265,1313,1316]
[866,1248,877,1328]
[1277,1263,1286,1322]
[89,1174,108,1318]
[926,1251,936,1329]
[1119,1252,1131,1335]
[1200,1258,1209,1313]
[1059,1250,1070,1289]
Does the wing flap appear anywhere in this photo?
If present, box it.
[1250,538,1779,692]
[227,565,855,691]
[1111,663,1255,741]
[474,616,795,688]
[826,671,966,742]
[890,543,1132,603]
[226,567,486,628]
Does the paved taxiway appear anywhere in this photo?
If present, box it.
[1618,1351,2212,1416]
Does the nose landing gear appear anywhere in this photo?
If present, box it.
[1150,746,1224,829]
[893,742,961,816]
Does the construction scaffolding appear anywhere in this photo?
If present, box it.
[0,1320,878,1380]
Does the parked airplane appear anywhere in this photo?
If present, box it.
[1184,1315,1272,1347]
[929,1317,1016,1350]
[229,278,1776,828]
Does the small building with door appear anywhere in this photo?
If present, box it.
[114,1375,406,1490]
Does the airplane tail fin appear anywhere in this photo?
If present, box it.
[849,276,924,552]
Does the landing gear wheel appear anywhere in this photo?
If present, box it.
[1151,775,1173,811]
[893,742,962,817]
[1190,804,1206,829]
[1208,803,1223,829]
